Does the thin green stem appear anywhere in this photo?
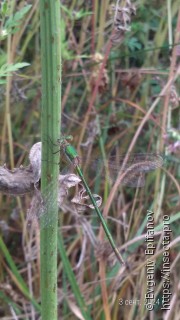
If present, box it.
[75,165,125,265]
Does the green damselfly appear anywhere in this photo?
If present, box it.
[57,138,163,264]
[28,138,163,264]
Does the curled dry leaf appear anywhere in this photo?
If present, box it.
[58,173,81,205]
[89,53,109,94]
[0,141,102,226]
[111,0,136,44]
[0,165,35,196]
[29,142,41,184]
[27,173,81,228]
[27,142,102,227]
[71,182,102,211]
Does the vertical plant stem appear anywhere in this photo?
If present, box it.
[1,0,16,168]
[39,1,61,319]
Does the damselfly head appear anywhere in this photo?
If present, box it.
[57,135,73,144]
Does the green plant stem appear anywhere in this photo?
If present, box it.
[40,1,61,319]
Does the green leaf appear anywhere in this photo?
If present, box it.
[127,37,142,51]
[60,3,92,20]
[5,4,32,30]
[60,19,73,59]
[0,62,30,78]
[1,1,8,16]
[13,4,32,24]
[60,3,72,18]
[73,9,92,20]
